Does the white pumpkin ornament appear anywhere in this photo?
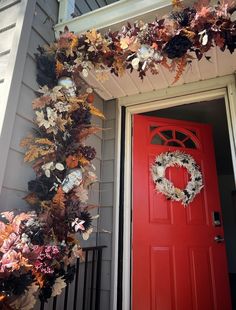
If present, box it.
[62,168,83,193]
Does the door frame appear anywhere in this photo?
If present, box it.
[111,74,236,310]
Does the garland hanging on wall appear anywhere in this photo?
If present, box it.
[151,151,204,206]
[0,58,104,310]
[50,0,236,83]
[0,0,235,309]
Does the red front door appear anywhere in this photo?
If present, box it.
[132,115,232,310]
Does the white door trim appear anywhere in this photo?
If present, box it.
[113,74,236,310]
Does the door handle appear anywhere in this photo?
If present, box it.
[214,235,224,243]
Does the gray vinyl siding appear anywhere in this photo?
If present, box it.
[98,99,117,309]
[0,0,21,82]
[74,0,119,16]
[0,0,58,211]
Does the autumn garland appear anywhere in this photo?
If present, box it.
[0,54,104,309]
[48,0,236,83]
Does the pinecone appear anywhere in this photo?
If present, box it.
[72,105,91,125]
[79,145,96,161]
[163,35,192,59]
[35,51,57,88]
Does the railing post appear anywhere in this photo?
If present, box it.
[38,246,106,310]
[95,248,103,310]
[40,301,44,310]
[58,0,75,23]
[82,250,89,310]
[73,258,80,310]
[89,249,96,310]
[52,296,57,310]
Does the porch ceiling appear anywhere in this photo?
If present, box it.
[83,48,236,100]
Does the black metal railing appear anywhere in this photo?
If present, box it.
[40,246,106,310]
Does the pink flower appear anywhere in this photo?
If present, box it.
[0,233,20,253]
[33,245,61,275]
[0,250,21,272]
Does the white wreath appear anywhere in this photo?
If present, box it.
[151,151,204,206]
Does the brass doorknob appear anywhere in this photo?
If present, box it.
[214,235,224,243]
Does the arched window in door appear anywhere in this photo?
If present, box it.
[150,126,201,149]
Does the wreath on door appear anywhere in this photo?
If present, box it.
[151,151,204,206]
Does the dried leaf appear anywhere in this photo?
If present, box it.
[24,146,43,162]
[181,29,196,40]
[24,144,55,162]
[34,138,54,146]
[24,137,56,162]
[32,95,51,110]
[78,156,89,166]
[85,28,102,44]
[214,33,225,49]
[24,193,39,205]
[0,294,7,302]
[20,135,34,148]
[172,57,187,84]
[57,116,69,132]
[34,272,45,288]
[74,185,88,203]
[161,57,172,70]
[120,36,131,49]
[82,227,93,240]
[90,106,105,119]
[77,126,102,141]
[52,187,65,209]
[56,60,64,77]
[172,0,183,8]
[51,277,67,297]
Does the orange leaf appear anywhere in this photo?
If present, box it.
[56,60,64,77]
[53,187,65,209]
[66,155,79,169]
[90,106,105,119]
[0,293,7,302]
[34,272,45,288]
[78,155,89,166]
[20,135,34,148]
[172,0,183,8]
[32,95,51,110]
[24,139,56,162]
[24,193,39,205]
[172,57,187,84]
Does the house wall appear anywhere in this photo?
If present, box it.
[74,0,118,16]
[0,0,58,211]
[0,0,21,84]
[97,99,117,309]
